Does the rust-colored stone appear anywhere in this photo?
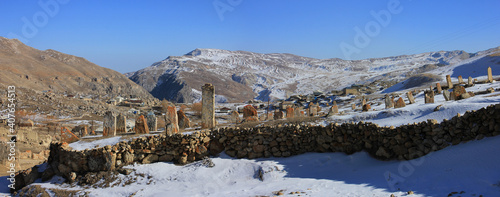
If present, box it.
[135,115,149,134]
[61,127,79,143]
[394,97,406,108]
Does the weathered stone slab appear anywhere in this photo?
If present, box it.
[286,107,294,118]
[458,75,464,84]
[446,75,453,89]
[274,110,284,120]
[436,83,442,94]
[103,111,116,137]
[406,91,415,104]
[394,97,406,108]
[135,115,149,134]
[178,109,191,129]
[116,113,127,133]
[362,104,371,112]
[201,83,215,129]
[487,66,493,83]
[443,90,451,101]
[385,95,393,109]
[165,104,179,135]
[61,127,79,143]
[146,112,157,132]
[425,90,434,103]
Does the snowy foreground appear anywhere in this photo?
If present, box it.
[5,136,500,196]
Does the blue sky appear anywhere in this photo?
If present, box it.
[1,0,499,73]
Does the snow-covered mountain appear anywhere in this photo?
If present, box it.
[128,47,500,103]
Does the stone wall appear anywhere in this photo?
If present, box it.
[12,104,500,192]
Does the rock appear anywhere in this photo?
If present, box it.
[135,115,149,134]
[118,168,134,175]
[142,154,159,164]
[178,109,191,129]
[376,147,391,159]
[362,104,371,112]
[242,105,258,118]
[394,97,406,108]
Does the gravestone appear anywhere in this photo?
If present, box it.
[487,67,493,83]
[436,83,442,94]
[274,110,284,120]
[116,113,127,133]
[177,109,191,129]
[446,75,453,89]
[103,111,116,137]
[201,83,215,129]
[61,127,79,143]
[308,103,318,116]
[351,103,356,110]
[362,104,371,112]
[468,76,473,86]
[286,107,294,118]
[146,112,157,132]
[406,91,415,104]
[135,115,149,134]
[452,85,467,100]
[443,90,451,101]
[458,76,464,84]
[230,110,240,124]
[165,104,179,135]
[385,94,394,109]
[424,90,434,103]
[394,97,406,108]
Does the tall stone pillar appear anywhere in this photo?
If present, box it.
[436,83,442,94]
[146,112,158,132]
[446,75,453,89]
[458,76,464,84]
[487,67,493,83]
[165,104,179,135]
[201,83,215,129]
[116,113,127,133]
[103,111,116,137]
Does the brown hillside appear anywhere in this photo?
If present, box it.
[0,37,157,103]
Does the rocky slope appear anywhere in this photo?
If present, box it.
[128,47,499,103]
[0,37,157,104]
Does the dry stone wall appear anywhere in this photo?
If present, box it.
[12,104,500,192]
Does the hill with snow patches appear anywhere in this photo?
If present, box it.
[128,47,500,103]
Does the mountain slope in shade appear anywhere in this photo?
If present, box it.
[128,47,499,103]
[0,37,157,103]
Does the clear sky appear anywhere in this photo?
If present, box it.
[1,0,499,73]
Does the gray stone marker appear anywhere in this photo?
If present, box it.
[458,75,464,84]
[201,83,215,129]
[146,111,157,132]
[468,76,473,86]
[103,111,116,137]
[487,67,493,83]
[116,113,127,133]
[446,75,453,89]
[385,94,394,109]
[443,90,451,101]
[406,91,415,104]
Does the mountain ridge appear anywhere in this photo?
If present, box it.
[128,46,499,103]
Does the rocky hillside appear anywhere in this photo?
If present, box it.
[128,47,499,103]
[0,37,157,104]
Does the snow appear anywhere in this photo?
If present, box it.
[7,136,500,196]
[69,136,125,151]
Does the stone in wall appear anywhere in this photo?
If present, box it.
[135,115,149,134]
[103,111,117,137]
[201,83,215,129]
[178,109,191,129]
[116,113,127,133]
